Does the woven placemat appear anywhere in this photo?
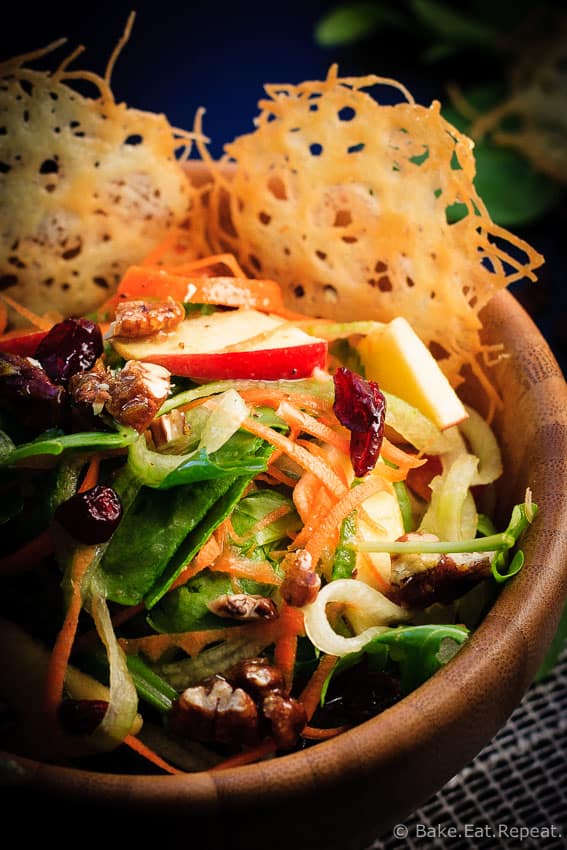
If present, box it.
[370,649,567,850]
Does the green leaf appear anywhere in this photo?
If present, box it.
[147,568,273,634]
[315,2,409,48]
[322,623,469,701]
[231,490,300,548]
[410,0,498,47]
[0,425,138,467]
[98,476,239,606]
[144,475,256,609]
[472,143,563,227]
[443,98,564,227]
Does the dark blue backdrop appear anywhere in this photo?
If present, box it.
[3,3,565,376]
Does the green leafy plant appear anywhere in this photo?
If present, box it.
[314,0,567,227]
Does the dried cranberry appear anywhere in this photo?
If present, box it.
[36,318,103,385]
[58,698,108,735]
[333,367,386,477]
[55,484,123,544]
[0,351,67,430]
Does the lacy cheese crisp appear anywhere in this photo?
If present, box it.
[201,66,544,389]
[0,33,202,322]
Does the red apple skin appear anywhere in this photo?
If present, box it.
[0,330,48,357]
[141,340,328,380]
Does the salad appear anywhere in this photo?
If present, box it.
[0,248,536,773]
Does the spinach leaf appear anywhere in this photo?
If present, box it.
[147,569,273,634]
[321,623,469,702]
[98,476,239,606]
[231,490,300,549]
[144,475,256,609]
[0,424,138,467]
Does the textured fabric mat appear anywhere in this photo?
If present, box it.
[370,649,567,850]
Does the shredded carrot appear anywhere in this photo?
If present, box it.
[123,734,184,775]
[210,552,282,585]
[210,738,276,770]
[292,471,324,525]
[239,387,328,414]
[169,534,223,591]
[0,529,54,576]
[276,400,350,455]
[0,292,54,330]
[380,437,427,472]
[162,252,248,278]
[301,724,350,740]
[290,486,336,551]
[303,474,389,569]
[241,416,347,500]
[273,603,303,692]
[44,544,97,720]
[299,654,338,721]
[78,455,100,493]
[258,467,298,489]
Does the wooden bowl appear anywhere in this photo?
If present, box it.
[2,289,567,849]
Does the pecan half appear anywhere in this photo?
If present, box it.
[169,675,259,746]
[208,594,279,622]
[225,657,285,701]
[261,690,307,751]
[105,360,171,432]
[110,298,185,338]
[68,359,111,415]
[280,549,321,607]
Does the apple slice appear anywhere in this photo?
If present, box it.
[357,316,467,430]
[110,308,327,381]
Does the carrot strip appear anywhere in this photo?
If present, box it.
[299,654,338,721]
[301,724,350,740]
[78,455,100,493]
[161,252,248,278]
[380,437,427,472]
[273,603,303,692]
[123,734,184,775]
[303,475,388,569]
[44,544,98,719]
[0,529,54,576]
[211,553,282,585]
[276,400,350,455]
[0,293,55,330]
[241,416,347,500]
[210,739,276,770]
[258,467,298,489]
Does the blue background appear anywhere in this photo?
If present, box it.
[3,2,565,377]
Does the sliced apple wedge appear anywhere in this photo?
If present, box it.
[109,308,327,381]
[357,316,467,430]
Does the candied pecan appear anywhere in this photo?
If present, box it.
[262,690,307,751]
[169,675,259,746]
[68,359,111,415]
[111,298,185,338]
[280,549,321,607]
[388,533,493,609]
[225,657,285,702]
[0,351,66,430]
[105,360,171,432]
[208,594,279,622]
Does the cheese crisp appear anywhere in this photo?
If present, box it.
[200,66,544,391]
[0,32,202,322]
